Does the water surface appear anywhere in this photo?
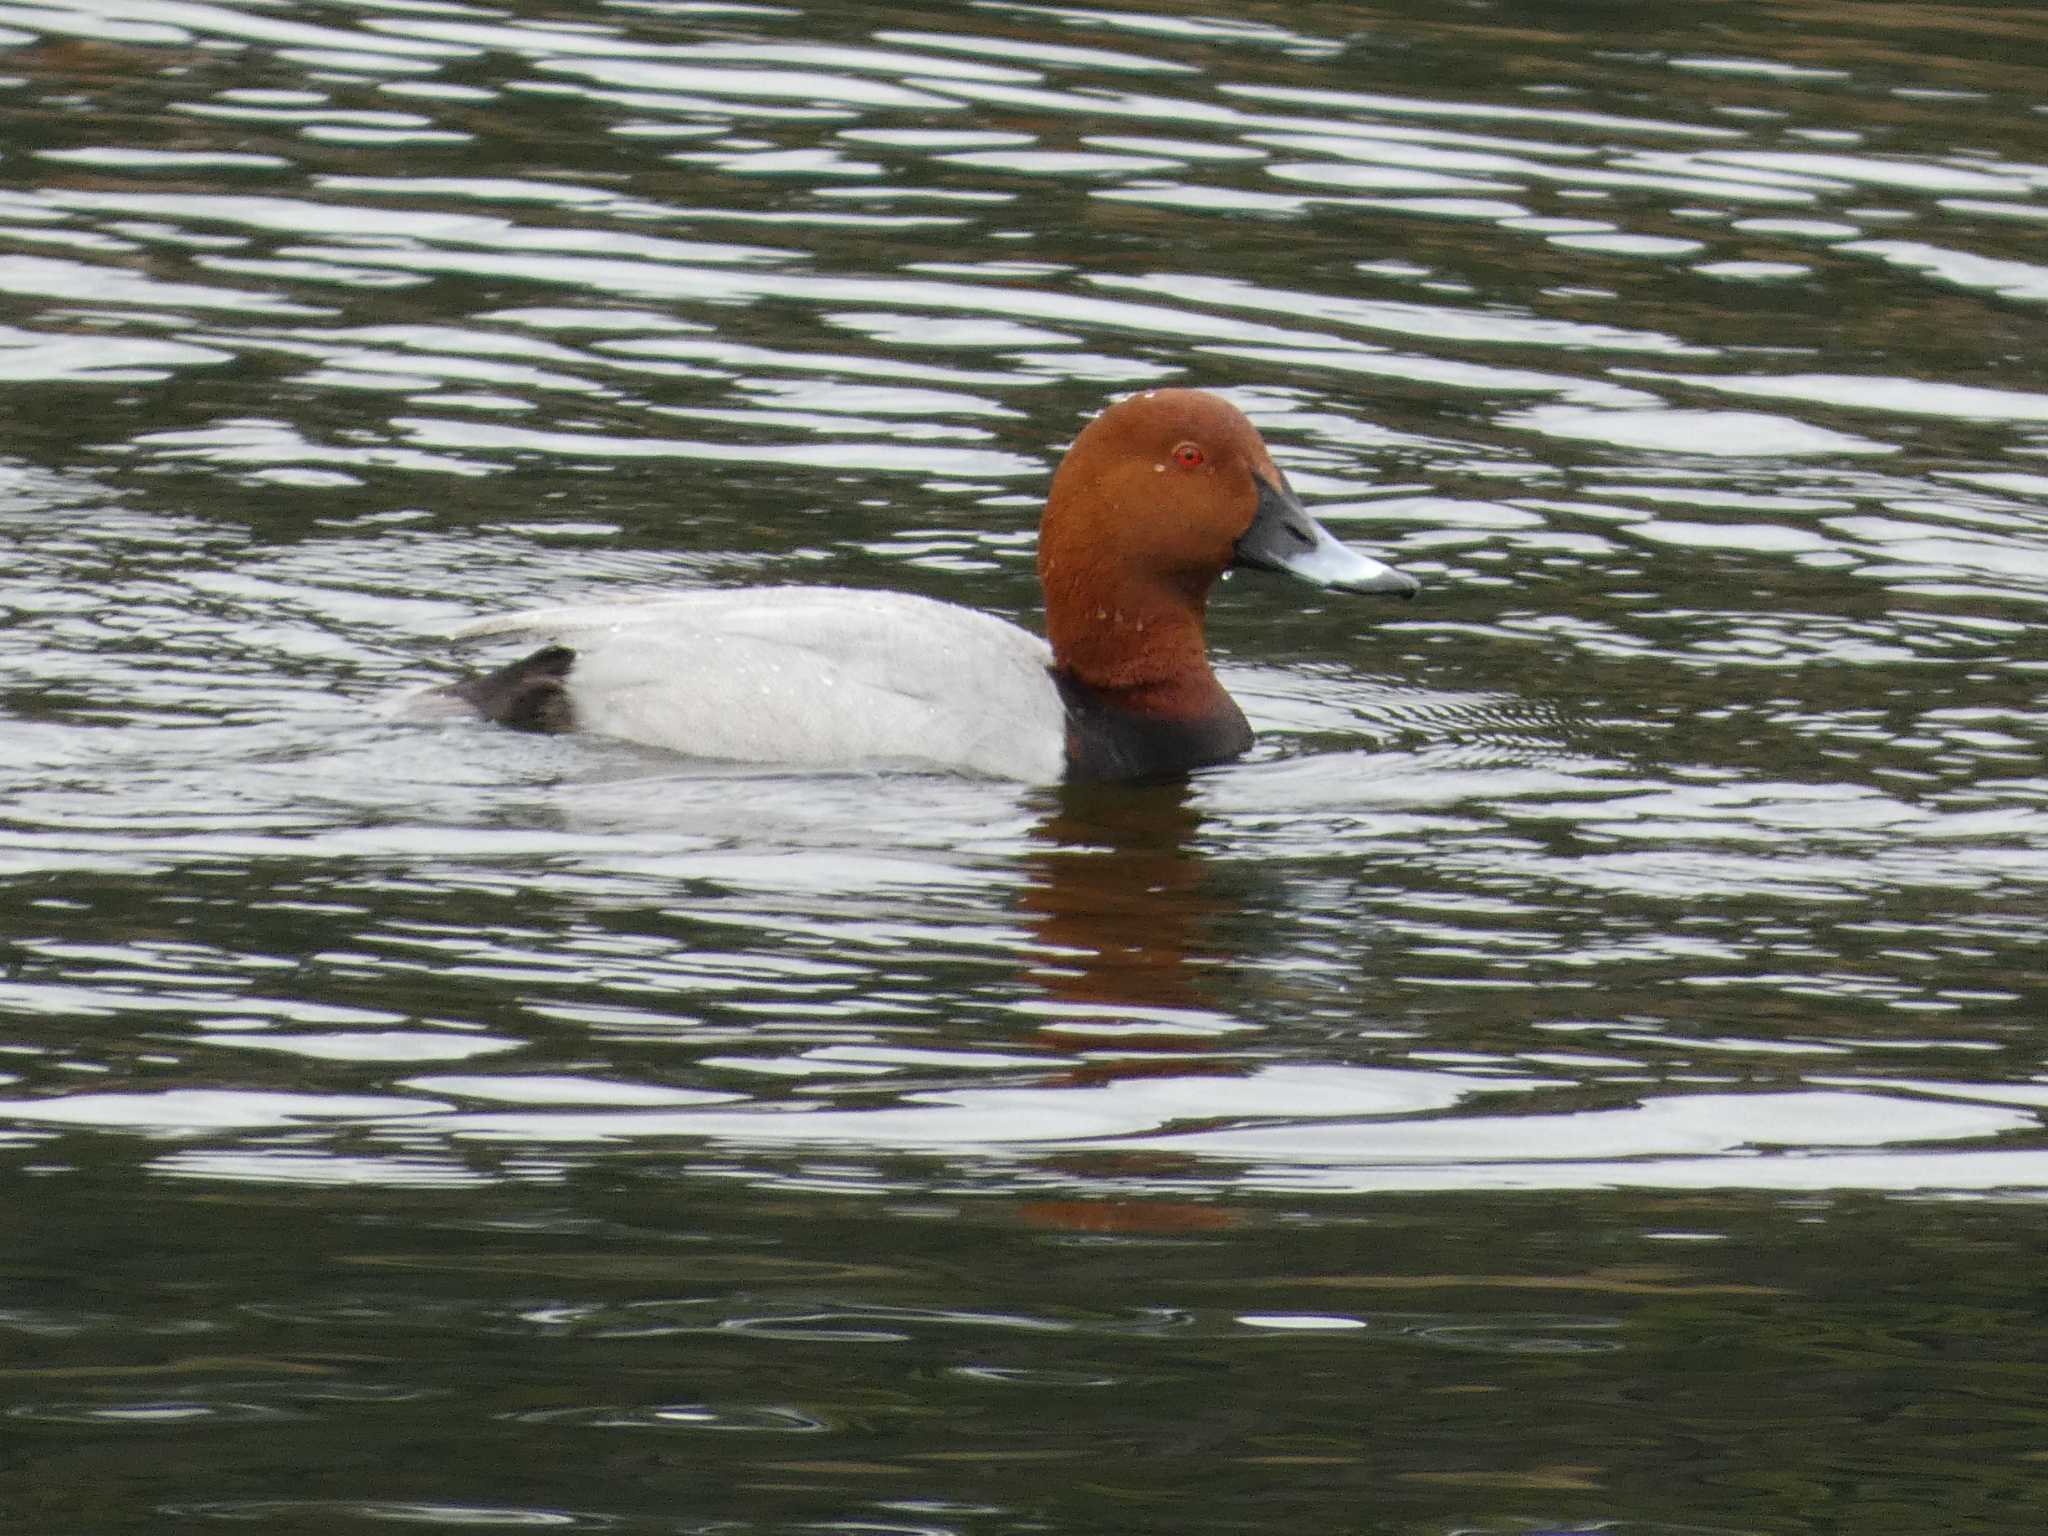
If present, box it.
[2,1,2046,1532]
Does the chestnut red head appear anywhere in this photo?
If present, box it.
[1037,389,1415,694]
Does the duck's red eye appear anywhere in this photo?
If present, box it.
[1173,442,1204,467]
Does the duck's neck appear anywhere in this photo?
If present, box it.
[1044,570,1215,700]
[1043,580,1251,781]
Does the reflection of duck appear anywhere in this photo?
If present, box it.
[430,389,1416,782]
[1023,781,1220,1024]
[1013,783,1255,1235]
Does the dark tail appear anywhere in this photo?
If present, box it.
[446,644,578,733]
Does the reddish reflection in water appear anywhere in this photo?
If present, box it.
[1020,780,1234,1044]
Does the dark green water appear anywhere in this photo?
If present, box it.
[2,1,2046,1531]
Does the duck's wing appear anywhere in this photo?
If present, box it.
[446,586,1066,782]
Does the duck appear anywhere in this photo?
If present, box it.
[428,388,1418,783]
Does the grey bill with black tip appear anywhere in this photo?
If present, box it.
[1234,474,1419,597]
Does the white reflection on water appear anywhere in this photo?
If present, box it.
[1238,1149,2048,1195]
[1505,405,1894,457]
[434,1062,1537,1146]
[23,1067,2039,1200]
[1112,1088,2025,1162]
[0,1088,449,1129]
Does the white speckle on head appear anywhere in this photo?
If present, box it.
[1153,462,1165,472]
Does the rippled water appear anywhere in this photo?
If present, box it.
[3,1,2047,1531]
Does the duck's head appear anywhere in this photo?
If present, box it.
[1037,389,1416,692]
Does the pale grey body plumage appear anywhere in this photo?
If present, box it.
[448,586,1069,782]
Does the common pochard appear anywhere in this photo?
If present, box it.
[432,389,1417,782]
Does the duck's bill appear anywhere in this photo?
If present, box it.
[1234,475,1419,597]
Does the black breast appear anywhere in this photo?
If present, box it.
[1054,671,1253,783]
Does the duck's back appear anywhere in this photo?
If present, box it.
[442,586,1067,782]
